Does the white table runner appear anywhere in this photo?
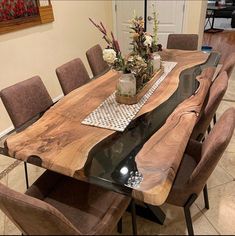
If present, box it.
[82,61,177,132]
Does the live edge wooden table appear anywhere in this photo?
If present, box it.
[0,49,220,224]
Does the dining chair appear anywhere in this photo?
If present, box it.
[210,52,235,126]
[190,71,229,141]
[56,58,90,95]
[166,34,199,51]
[86,44,110,77]
[0,76,53,189]
[0,170,137,235]
[203,31,235,64]
[166,107,235,235]
[219,52,235,79]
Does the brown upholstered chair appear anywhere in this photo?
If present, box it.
[86,44,110,77]
[203,31,235,64]
[211,53,235,125]
[56,58,90,95]
[219,52,235,79]
[167,34,199,51]
[0,170,136,235]
[166,108,235,235]
[0,76,53,189]
[191,71,229,141]
[0,76,53,129]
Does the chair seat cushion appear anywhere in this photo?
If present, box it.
[28,171,130,235]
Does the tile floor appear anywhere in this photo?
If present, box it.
[0,69,234,235]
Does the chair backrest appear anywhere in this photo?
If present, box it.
[0,76,53,128]
[189,108,235,194]
[56,58,90,95]
[219,52,235,78]
[191,71,229,140]
[0,182,80,235]
[86,44,110,77]
[203,31,235,64]
[167,34,199,50]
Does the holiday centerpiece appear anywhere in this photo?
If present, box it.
[89,9,163,105]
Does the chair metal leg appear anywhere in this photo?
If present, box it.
[117,217,122,233]
[184,206,194,236]
[207,124,212,134]
[213,113,217,125]
[131,199,137,235]
[24,162,29,189]
[203,184,210,210]
[184,194,197,236]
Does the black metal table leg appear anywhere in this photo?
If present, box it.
[24,162,29,189]
[203,184,210,210]
[131,200,137,235]
[128,202,166,225]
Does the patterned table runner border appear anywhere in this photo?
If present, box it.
[82,61,177,132]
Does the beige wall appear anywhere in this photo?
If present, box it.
[183,0,207,48]
[0,1,113,133]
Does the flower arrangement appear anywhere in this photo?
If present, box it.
[89,8,162,93]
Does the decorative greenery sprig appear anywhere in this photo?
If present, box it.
[151,5,162,53]
[152,4,158,46]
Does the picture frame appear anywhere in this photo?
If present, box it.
[0,0,54,35]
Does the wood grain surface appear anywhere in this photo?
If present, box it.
[5,50,211,204]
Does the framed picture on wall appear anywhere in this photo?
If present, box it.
[0,0,40,22]
[0,0,54,35]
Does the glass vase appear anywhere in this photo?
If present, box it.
[116,73,136,97]
[152,52,161,72]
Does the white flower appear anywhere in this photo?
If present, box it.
[127,56,134,62]
[144,35,153,47]
[103,49,117,64]
[136,55,143,62]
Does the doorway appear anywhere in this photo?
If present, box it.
[114,0,185,55]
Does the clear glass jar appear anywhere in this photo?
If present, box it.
[152,52,161,72]
[116,73,136,96]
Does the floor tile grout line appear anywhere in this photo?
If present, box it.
[194,203,221,235]
[224,150,235,154]
[222,98,235,103]
[218,164,235,180]
[208,179,234,191]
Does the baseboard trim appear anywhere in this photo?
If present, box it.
[53,93,64,103]
[0,93,64,138]
[0,125,14,138]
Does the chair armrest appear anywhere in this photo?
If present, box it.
[25,170,63,200]
[185,139,202,163]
